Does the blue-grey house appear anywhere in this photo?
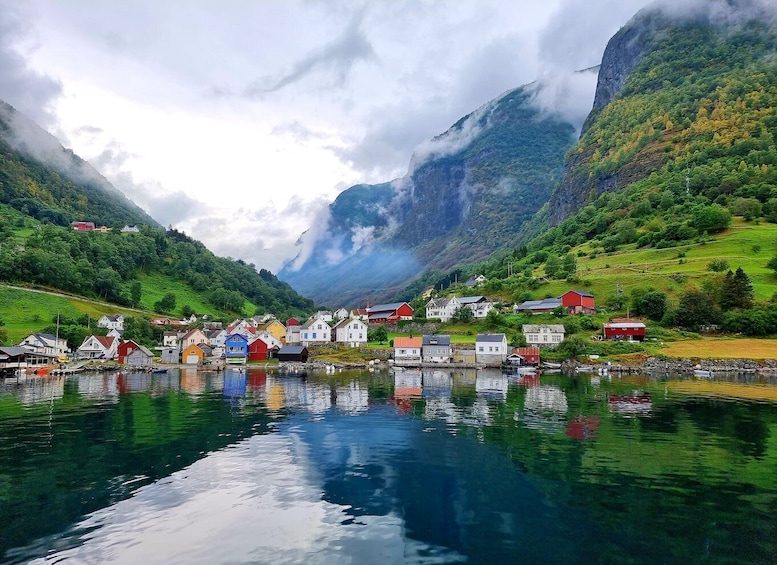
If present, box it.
[224,333,248,364]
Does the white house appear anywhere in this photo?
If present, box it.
[181,328,209,348]
[121,225,140,233]
[522,324,566,348]
[97,314,125,331]
[207,329,227,348]
[313,310,334,322]
[458,296,495,319]
[334,307,349,321]
[300,315,332,345]
[425,296,461,322]
[75,335,118,360]
[393,337,422,363]
[19,333,69,357]
[256,330,283,350]
[349,308,369,321]
[475,333,508,365]
[333,318,368,348]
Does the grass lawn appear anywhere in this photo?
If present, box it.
[0,286,140,343]
[523,218,777,304]
[660,338,777,360]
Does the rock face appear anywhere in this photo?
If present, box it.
[280,83,579,306]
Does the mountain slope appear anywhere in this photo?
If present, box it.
[0,101,315,322]
[0,100,157,228]
[548,0,777,225]
[280,82,582,306]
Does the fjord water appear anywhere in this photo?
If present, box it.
[1,369,776,564]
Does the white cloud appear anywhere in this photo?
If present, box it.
[0,0,655,273]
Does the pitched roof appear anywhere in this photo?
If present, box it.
[457,296,486,305]
[516,298,562,310]
[422,335,451,346]
[369,302,408,313]
[278,345,307,354]
[426,297,458,308]
[563,289,594,298]
[95,336,116,349]
[522,324,565,333]
[476,333,506,343]
[394,337,422,348]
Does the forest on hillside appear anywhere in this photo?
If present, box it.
[0,207,314,320]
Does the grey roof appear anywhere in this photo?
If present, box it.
[422,335,451,346]
[369,302,408,313]
[476,333,506,343]
[516,298,562,310]
[279,345,307,354]
[522,324,565,333]
[457,296,486,305]
[0,346,35,357]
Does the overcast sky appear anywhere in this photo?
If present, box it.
[0,0,652,271]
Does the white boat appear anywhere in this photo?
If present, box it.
[693,369,714,378]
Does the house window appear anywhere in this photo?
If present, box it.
[553,335,561,342]
[478,346,484,352]
[313,332,317,339]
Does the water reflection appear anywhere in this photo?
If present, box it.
[2,368,777,563]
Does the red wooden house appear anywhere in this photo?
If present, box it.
[560,290,596,314]
[603,319,646,341]
[248,336,276,361]
[513,347,540,365]
[117,340,142,364]
[71,221,95,231]
[367,302,414,324]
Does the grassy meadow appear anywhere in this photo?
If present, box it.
[0,286,139,343]
[529,218,777,303]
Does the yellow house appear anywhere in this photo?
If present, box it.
[257,319,286,343]
[182,343,205,365]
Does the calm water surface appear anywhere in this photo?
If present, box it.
[1,367,777,564]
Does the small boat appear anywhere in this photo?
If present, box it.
[542,362,561,369]
[151,368,168,374]
[693,369,714,378]
[575,365,594,373]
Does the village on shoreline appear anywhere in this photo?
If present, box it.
[2,286,776,378]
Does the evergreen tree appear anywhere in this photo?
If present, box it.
[721,268,754,311]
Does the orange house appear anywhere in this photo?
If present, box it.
[182,343,205,364]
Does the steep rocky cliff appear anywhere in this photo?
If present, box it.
[280,83,580,306]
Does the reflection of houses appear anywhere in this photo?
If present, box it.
[608,392,652,416]
[522,325,565,349]
[475,373,508,401]
[393,370,422,414]
[603,319,646,341]
[516,385,569,434]
[475,333,508,365]
[394,337,422,364]
[422,335,452,363]
[335,382,369,413]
